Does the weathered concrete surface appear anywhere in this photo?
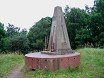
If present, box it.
[48,6,72,53]
[25,52,80,70]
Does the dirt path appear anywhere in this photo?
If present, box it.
[4,65,25,78]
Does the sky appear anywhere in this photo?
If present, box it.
[0,0,94,30]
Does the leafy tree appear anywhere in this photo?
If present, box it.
[0,22,6,52]
[75,28,91,47]
[87,0,104,47]
[6,23,20,37]
[0,38,10,52]
[35,39,44,52]
[8,34,29,54]
[0,22,5,39]
[3,23,30,54]
[64,7,89,49]
[94,0,104,33]
[28,17,51,51]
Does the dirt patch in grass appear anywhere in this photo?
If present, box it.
[4,65,26,78]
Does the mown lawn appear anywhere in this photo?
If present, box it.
[0,53,24,78]
[23,48,104,78]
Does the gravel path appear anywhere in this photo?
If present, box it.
[4,65,25,78]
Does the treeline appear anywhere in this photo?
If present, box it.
[0,23,29,54]
[0,0,104,54]
[65,0,104,49]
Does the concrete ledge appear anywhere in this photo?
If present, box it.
[25,52,80,70]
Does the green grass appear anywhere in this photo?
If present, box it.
[0,53,24,78]
[0,48,104,78]
[23,48,104,78]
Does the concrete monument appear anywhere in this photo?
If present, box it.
[48,6,72,54]
[25,6,80,71]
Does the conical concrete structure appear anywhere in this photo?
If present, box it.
[48,6,72,54]
[25,6,80,71]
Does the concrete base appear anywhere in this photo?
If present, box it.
[25,52,80,71]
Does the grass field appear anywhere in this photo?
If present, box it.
[0,53,24,78]
[0,48,104,78]
[23,48,104,78]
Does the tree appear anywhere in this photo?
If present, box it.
[0,22,6,52]
[8,34,30,54]
[0,38,10,52]
[87,0,104,47]
[75,28,91,47]
[28,17,52,51]
[0,22,5,39]
[64,7,89,49]
[35,39,44,52]
[2,23,30,54]
[94,0,104,47]
[6,23,20,37]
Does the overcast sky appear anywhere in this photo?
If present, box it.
[0,0,94,30]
